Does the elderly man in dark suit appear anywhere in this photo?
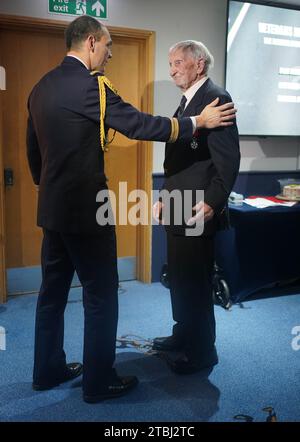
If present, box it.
[153,40,240,374]
[27,16,237,403]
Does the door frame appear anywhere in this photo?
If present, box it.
[0,90,6,304]
[0,14,155,302]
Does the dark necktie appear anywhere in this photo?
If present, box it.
[177,95,187,118]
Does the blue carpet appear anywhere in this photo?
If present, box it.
[0,281,299,422]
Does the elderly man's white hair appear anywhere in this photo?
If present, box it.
[169,40,214,75]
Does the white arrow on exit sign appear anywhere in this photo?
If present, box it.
[92,1,105,17]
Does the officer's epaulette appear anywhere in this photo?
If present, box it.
[90,71,118,151]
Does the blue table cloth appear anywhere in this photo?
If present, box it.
[215,202,300,302]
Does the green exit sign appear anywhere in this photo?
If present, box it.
[48,0,108,19]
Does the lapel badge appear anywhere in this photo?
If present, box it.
[190,137,199,150]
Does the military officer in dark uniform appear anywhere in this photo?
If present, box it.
[153,40,240,374]
[27,17,237,403]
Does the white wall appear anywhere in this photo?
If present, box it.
[1,0,299,172]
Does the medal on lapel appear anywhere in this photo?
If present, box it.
[190,129,200,149]
[190,138,198,149]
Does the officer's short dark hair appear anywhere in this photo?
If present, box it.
[65,15,105,50]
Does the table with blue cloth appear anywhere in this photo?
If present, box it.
[215,202,300,302]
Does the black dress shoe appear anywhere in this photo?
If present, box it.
[83,375,138,403]
[166,355,218,375]
[152,335,184,351]
[32,362,83,391]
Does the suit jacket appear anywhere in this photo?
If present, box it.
[27,56,193,234]
[163,78,240,236]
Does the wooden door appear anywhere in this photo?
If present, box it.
[1,29,66,270]
[105,37,142,261]
[0,16,154,299]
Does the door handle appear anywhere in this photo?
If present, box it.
[4,168,14,187]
